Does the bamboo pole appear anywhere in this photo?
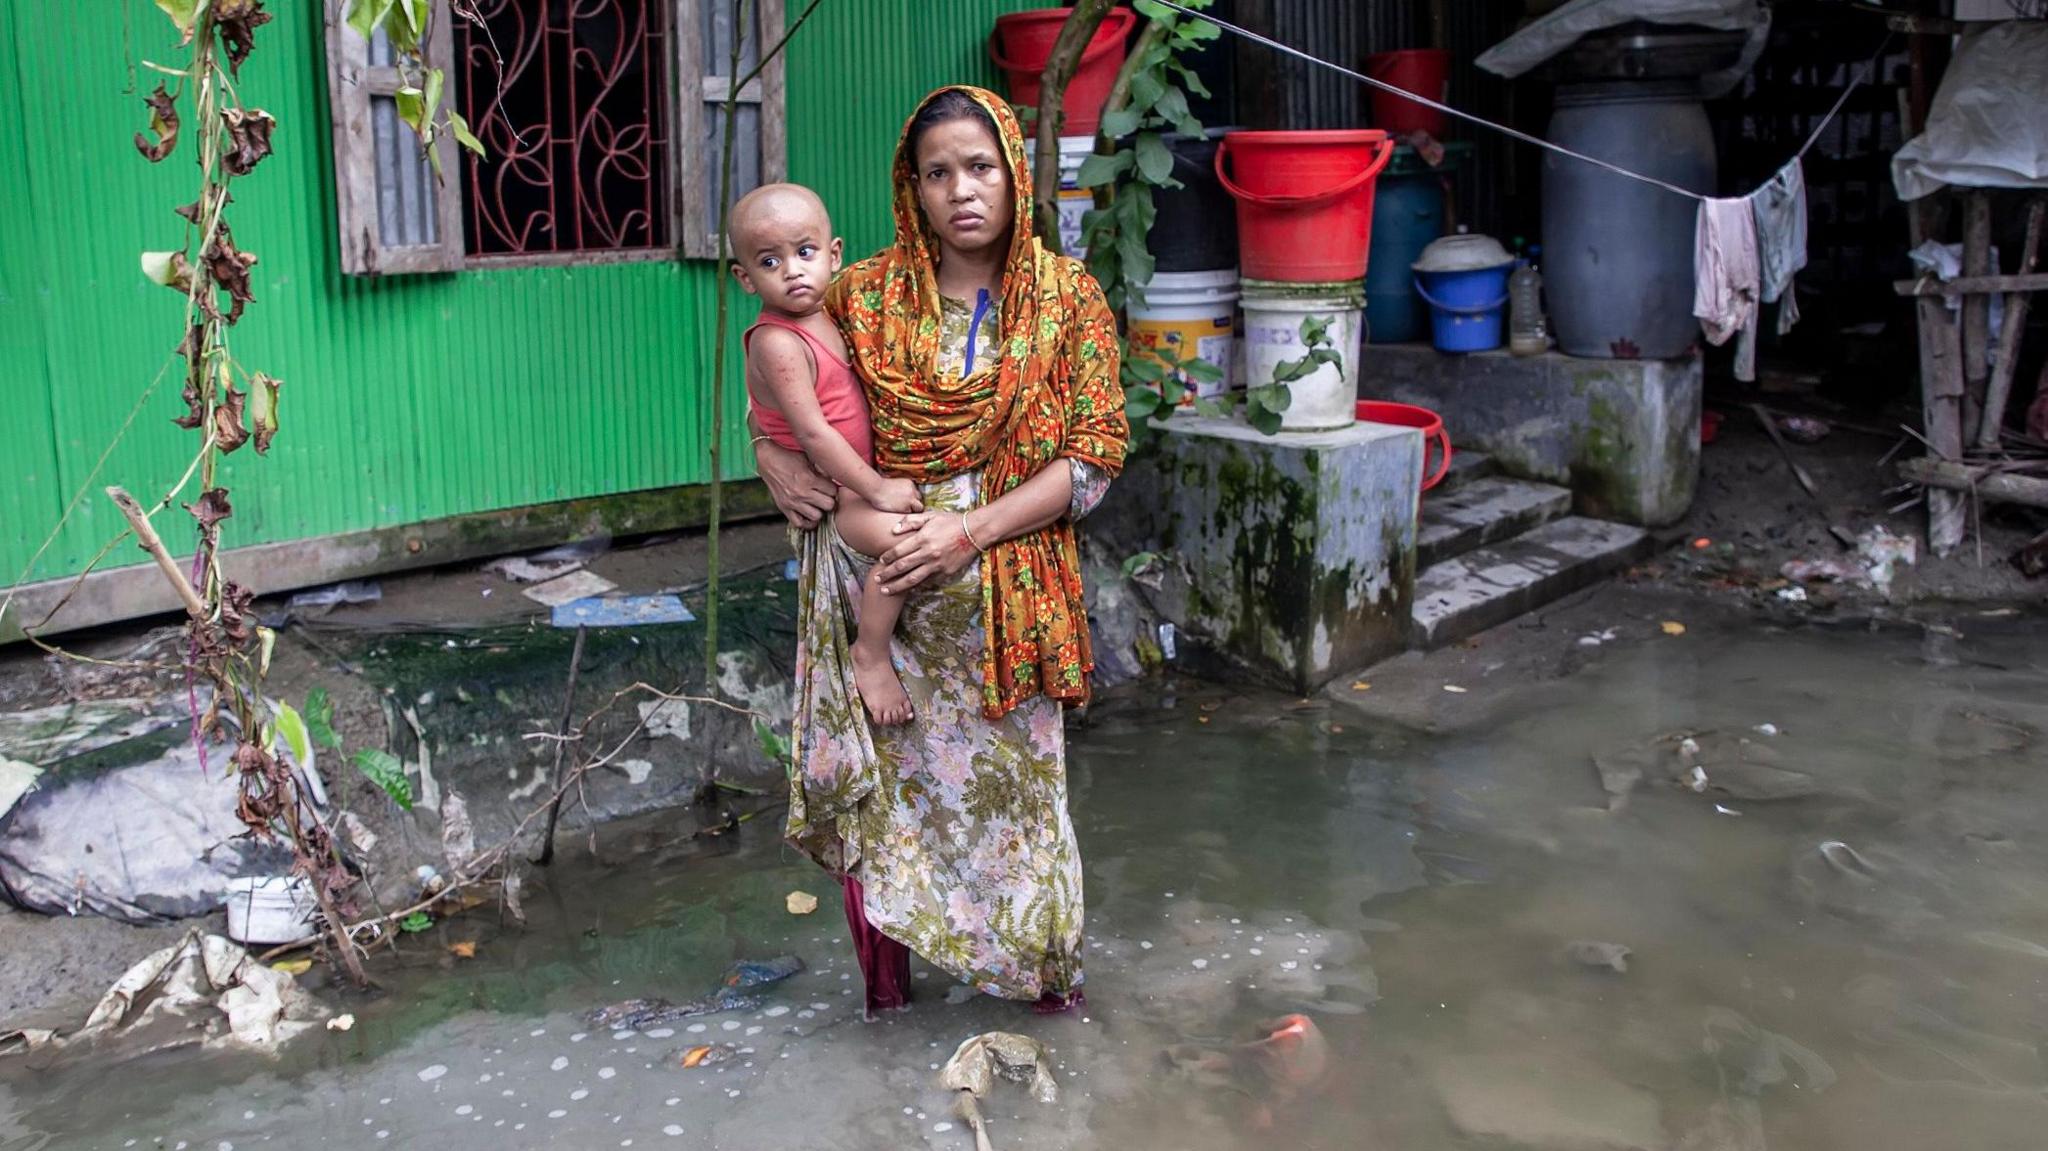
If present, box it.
[1960,193,1992,436]
[105,487,207,620]
[1977,198,2046,452]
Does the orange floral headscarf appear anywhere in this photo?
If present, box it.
[828,86,1128,719]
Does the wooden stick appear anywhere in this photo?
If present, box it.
[1900,456,2048,509]
[105,486,207,620]
[1977,198,2047,451]
[534,623,589,867]
[1961,193,1992,438]
[1894,272,2048,297]
[1751,406,1855,549]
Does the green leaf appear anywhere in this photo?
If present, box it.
[1256,383,1294,412]
[1181,357,1224,385]
[1074,150,1132,189]
[1177,17,1222,43]
[274,701,312,769]
[1154,88,1192,131]
[1120,550,1161,579]
[1270,358,1311,385]
[305,687,341,750]
[398,911,434,934]
[422,68,445,127]
[248,372,280,454]
[1300,314,1332,346]
[1159,377,1187,406]
[1099,107,1141,140]
[353,748,415,811]
[345,0,397,43]
[154,0,199,37]
[395,85,429,138]
[1125,388,1164,421]
[1192,396,1229,419]
[1134,0,1176,20]
[1130,69,1168,114]
[752,718,792,778]
[448,111,486,158]
[1134,133,1174,184]
[1124,357,1168,386]
[1171,64,1213,100]
[1247,402,1284,436]
[397,0,428,37]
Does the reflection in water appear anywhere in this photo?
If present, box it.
[6,616,2048,1150]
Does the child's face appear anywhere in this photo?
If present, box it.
[731,200,842,317]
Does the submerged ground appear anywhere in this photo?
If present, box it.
[5,589,2045,1150]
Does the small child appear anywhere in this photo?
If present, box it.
[732,183,922,726]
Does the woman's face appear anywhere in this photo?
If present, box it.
[912,116,1013,260]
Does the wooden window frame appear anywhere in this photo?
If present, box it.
[323,0,785,274]
[322,0,465,275]
[674,0,789,260]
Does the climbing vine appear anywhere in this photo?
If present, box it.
[1070,0,1231,449]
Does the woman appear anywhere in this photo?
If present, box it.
[751,86,1126,1014]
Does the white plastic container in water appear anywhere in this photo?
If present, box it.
[1022,135,1093,258]
[224,875,316,945]
[1129,268,1240,406]
[1242,279,1366,431]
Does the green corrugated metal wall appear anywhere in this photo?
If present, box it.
[0,0,1045,586]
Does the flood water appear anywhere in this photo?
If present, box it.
[6,612,2048,1150]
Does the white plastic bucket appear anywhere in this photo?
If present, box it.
[1023,135,1094,258]
[224,875,316,945]
[1129,268,1240,406]
[1242,279,1365,431]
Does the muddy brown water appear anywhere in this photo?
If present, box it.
[5,614,2048,1150]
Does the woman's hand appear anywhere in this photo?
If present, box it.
[874,511,978,595]
[754,439,837,529]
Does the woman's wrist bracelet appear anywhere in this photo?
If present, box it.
[959,511,988,554]
[749,434,773,448]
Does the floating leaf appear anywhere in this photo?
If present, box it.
[448,939,477,959]
[353,748,415,810]
[398,910,433,933]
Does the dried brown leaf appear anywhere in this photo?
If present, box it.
[220,108,276,177]
[202,228,258,324]
[188,486,233,531]
[213,383,250,454]
[134,84,180,163]
[214,0,273,76]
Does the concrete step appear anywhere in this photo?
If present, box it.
[1435,451,1498,493]
[1411,516,1654,649]
[1416,476,1574,568]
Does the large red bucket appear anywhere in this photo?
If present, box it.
[1365,49,1450,138]
[990,8,1137,138]
[1216,130,1395,282]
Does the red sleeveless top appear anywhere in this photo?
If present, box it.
[744,314,872,464]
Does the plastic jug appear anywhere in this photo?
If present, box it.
[1509,244,1549,357]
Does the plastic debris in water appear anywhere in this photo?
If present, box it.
[1566,941,1631,973]
[785,891,819,916]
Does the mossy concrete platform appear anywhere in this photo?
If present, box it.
[1098,415,1423,694]
[1363,345,1702,527]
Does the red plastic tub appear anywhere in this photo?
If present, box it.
[1357,400,1452,495]
[1365,49,1450,138]
[990,7,1137,138]
[1216,130,1395,282]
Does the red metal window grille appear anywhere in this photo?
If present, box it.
[457,0,672,258]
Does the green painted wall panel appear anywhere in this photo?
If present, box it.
[0,0,1048,588]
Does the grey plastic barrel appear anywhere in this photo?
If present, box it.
[1542,81,1715,360]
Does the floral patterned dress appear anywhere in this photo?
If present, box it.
[784,295,1108,1002]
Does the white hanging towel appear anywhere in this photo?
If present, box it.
[1694,196,1760,381]
[1751,159,1806,337]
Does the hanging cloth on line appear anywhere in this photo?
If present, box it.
[1752,159,1808,337]
[1694,158,1808,383]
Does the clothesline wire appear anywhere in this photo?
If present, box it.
[1150,0,1892,205]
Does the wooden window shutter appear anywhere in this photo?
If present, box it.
[322,0,465,275]
[675,0,790,260]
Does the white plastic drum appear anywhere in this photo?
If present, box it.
[1129,269,1240,406]
[1242,279,1365,431]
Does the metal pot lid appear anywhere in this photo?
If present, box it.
[1413,232,1514,273]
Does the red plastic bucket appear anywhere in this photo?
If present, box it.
[990,8,1137,138]
[1216,130,1394,282]
[1357,400,1452,494]
[1365,49,1450,138]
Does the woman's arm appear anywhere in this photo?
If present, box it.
[871,462,1071,596]
[749,408,838,529]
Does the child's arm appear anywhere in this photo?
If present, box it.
[749,328,921,512]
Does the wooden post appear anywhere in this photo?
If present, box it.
[1977,198,2046,451]
[1901,69,1967,557]
[1030,0,1116,254]
[1960,193,1992,436]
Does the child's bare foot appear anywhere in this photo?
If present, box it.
[852,645,913,725]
